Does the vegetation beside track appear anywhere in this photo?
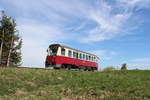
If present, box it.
[0,67,150,100]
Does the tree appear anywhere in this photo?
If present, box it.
[0,11,22,67]
[9,34,22,66]
[6,19,16,66]
[121,63,127,70]
[0,11,5,65]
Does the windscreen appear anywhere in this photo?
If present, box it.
[48,45,58,56]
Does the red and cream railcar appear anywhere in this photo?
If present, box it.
[45,44,99,71]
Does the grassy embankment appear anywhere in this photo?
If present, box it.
[0,67,150,100]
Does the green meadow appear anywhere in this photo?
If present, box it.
[0,67,150,100]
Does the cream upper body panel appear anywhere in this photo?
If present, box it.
[56,46,99,63]
[57,47,69,57]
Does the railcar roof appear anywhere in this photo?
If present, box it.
[49,44,100,59]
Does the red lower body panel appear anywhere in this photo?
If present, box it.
[46,56,98,68]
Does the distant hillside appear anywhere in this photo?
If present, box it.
[0,68,150,100]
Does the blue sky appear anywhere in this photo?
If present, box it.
[0,0,150,70]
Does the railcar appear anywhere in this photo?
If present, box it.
[45,44,99,71]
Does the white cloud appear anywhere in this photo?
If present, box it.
[0,7,3,11]
[80,0,150,43]
[2,0,149,44]
[132,58,150,62]
[0,8,4,17]
[89,50,118,61]
[102,57,112,60]
[90,50,106,57]
[118,0,150,9]
[121,57,150,69]
[17,19,71,67]
[81,0,134,43]
[128,63,150,70]
[89,50,109,60]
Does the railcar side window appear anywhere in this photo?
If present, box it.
[79,54,82,59]
[61,48,65,56]
[83,54,85,60]
[73,52,76,58]
[68,50,72,57]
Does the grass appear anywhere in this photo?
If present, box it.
[0,67,150,100]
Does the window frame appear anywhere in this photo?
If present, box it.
[76,52,78,59]
[92,56,93,61]
[86,55,88,60]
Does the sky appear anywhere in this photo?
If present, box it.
[0,0,150,70]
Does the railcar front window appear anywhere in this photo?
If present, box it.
[49,46,58,56]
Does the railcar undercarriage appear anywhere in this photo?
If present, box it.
[45,62,97,71]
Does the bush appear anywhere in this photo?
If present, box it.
[103,66,116,72]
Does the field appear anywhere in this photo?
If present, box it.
[0,67,150,100]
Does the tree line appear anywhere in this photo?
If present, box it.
[0,11,22,67]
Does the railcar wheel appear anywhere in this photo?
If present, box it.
[84,68,88,71]
[45,62,52,68]
[67,65,71,70]
[88,68,92,71]
[61,64,66,69]
[91,67,94,72]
